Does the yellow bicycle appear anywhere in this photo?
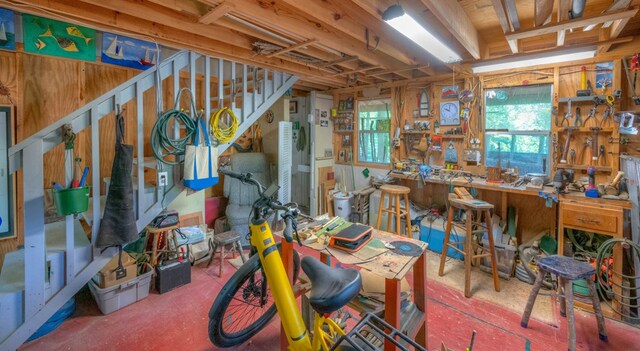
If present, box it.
[208,169,426,351]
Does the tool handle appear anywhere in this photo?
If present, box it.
[79,167,89,187]
[52,182,64,191]
[610,171,624,187]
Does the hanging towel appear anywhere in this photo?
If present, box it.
[96,110,137,248]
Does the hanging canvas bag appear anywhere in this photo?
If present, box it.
[183,116,218,190]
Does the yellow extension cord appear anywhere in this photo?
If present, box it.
[210,107,238,144]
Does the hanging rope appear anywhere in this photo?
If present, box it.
[210,107,238,144]
[151,88,198,165]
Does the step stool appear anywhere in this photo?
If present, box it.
[438,194,500,298]
[520,255,607,351]
[206,230,248,276]
[375,185,412,237]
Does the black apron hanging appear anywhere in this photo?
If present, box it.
[96,109,137,248]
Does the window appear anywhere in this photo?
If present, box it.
[484,85,552,175]
[357,99,391,164]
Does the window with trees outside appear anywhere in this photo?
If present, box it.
[357,98,391,164]
[484,84,552,175]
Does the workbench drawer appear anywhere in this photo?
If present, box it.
[562,203,618,235]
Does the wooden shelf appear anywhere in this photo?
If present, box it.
[558,95,610,103]
[556,164,612,172]
[441,135,465,139]
[334,130,354,133]
[401,130,430,134]
[557,128,615,133]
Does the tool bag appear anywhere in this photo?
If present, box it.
[329,224,373,253]
[183,116,219,190]
[97,109,138,248]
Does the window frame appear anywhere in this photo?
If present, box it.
[356,98,392,166]
[483,84,553,175]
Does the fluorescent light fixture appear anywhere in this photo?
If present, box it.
[471,48,596,74]
[382,5,461,63]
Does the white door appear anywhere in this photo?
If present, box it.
[290,96,311,212]
[309,92,334,216]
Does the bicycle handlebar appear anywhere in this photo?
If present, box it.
[219,167,299,243]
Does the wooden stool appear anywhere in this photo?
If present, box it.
[521,255,607,351]
[206,230,248,276]
[438,196,500,298]
[375,185,412,237]
[146,225,179,267]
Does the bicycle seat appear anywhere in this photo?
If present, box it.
[301,256,362,315]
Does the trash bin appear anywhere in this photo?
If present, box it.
[333,193,353,220]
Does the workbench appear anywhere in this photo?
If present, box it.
[558,195,632,318]
[281,228,428,351]
[391,171,633,319]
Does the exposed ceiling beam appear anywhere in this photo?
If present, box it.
[198,2,234,24]
[328,66,380,77]
[6,0,345,87]
[419,0,484,59]
[198,0,415,75]
[506,8,638,41]
[275,0,426,69]
[557,0,572,46]
[491,0,519,53]
[534,0,554,27]
[504,0,520,30]
[265,39,318,58]
[602,0,632,28]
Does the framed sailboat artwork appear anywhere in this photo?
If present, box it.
[101,32,158,70]
[0,8,16,51]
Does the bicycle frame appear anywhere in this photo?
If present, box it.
[249,218,313,350]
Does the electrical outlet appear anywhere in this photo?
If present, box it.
[158,172,168,187]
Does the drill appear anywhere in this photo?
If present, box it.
[585,166,599,198]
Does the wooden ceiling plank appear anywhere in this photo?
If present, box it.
[602,0,632,28]
[504,0,520,30]
[8,0,344,87]
[557,0,572,46]
[420,0,484,59]
[598,17,632,53]
[198,2,235,24]
[275,0,426,67]
[491,0,519,54]
[507,8,638,41]
[319,56,360,68]
[265,39,319,58]
[198,0,413,74]
[534,0,554,27]
[329,66,381,77]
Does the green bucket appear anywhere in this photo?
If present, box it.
[53,186,90,216]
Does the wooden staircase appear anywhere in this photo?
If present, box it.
[0,50,297,350]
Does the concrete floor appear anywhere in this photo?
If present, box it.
[20,247,640,351]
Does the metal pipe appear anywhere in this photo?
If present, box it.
[570,0,586,19]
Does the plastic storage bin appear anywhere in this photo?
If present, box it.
[53,186,90,216]
[88,263,153,314]
[481,239,516,278]
[420,217,465,260]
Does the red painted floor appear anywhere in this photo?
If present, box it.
[20,248,640,351]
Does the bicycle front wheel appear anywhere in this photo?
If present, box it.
[208,245,299,347]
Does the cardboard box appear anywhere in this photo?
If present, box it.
[97,252,138,289]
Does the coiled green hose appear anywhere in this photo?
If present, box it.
[151,88,198,165]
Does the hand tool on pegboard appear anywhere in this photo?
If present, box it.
[560,99,573,126]
[590,127,601,164]
[560,127,577,164]
[622,54,640,105]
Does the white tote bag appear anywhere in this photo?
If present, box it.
[183,117,219,190]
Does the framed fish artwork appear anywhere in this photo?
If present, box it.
[22,14,96,61]
[0,8,15,51]
[101,32,158,70]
